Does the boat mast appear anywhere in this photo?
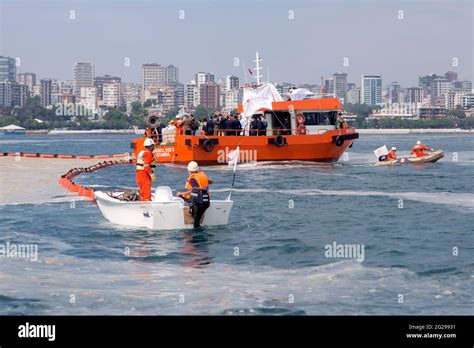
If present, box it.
[253,51,263,85]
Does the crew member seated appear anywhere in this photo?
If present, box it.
[411,140,433,157]
[386,147,398,160]
[176,161,214,228]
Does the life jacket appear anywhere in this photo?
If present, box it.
[411,144,429,157]
[184,171,209,199]
[185,171,209,191]
[387,150,397,160]
[136,150,156,172]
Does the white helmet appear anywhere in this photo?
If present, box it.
[416,140,421,145]
[187,161,199,172]
[391,147,397,151]
[144,138,155,147]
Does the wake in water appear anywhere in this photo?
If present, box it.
[0,257,469,315]
[212,187,474,211]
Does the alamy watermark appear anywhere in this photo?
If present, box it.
[0,241,38,262]
[217,146,257,164]
[55,103,101,117]
[324,241,365,262]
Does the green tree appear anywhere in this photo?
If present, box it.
[446,105,466,119]
[343,103,382,128]
[194,104,216,120]
[143,99,157,108]
[104,107,128,122]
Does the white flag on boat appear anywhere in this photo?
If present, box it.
[226,146,240,171]
[374,145,389,158]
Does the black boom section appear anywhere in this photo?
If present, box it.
[198,138,219,146]
[332,133,359,142]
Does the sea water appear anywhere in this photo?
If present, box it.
[0,133,472,315]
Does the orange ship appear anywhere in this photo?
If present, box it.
[132,53,358,165]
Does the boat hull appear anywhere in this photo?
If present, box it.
[95,190,233,230]
[405,150,444,164]
[132,129,359,165]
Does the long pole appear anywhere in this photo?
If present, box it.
[227,168,237,201]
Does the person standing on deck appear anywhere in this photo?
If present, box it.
[250,116,260,136]
[225,115,234,136]
[219,114,227,136]
[190,114,199,135]
[259,116,268,136]
[205,117,214,136]
[136,138,156,201]
[182,115,193,135]
[213,114,220,135]
[239,115,247,135]
[231,115,242,135]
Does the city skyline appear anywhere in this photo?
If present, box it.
[3,58,472,91]
[1,0,472,86]
[2,54,473,111]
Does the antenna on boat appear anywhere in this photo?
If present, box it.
[267,66,270,83]
[253,51,263,85]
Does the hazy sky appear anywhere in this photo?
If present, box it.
[0,0,472,87]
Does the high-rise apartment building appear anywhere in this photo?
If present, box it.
[333,73,347,100]
[388,82,401,104]
[200,82,220,109]
[361,75,382,105]
[165,65,179,86]
[226,75,240,90]
[80,86,97,112]
[0,56,16,82]
[407,87,422,103]
[94,75,121,101]
[445,71,458,82]
[185,80,200,108]
[102,83,121,107]
[73,62,94,99]
[17,72,36,93]
[40,78,52,107]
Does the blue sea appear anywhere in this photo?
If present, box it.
[0,133,473,315]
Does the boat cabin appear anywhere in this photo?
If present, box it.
[244,98,342,136]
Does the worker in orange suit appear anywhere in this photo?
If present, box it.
[177,161,213,228]
[386,147,398,160]
[411,140,433,157]
[136,138,156,201]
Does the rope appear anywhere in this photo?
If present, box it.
[58,159,135,200]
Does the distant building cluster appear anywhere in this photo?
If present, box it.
[0,54,472,120]
[323,71,473,119]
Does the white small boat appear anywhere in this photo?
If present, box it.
[95,186,233,230]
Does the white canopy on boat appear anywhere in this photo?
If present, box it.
[288,88,315,100]
[242,83,283,118]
